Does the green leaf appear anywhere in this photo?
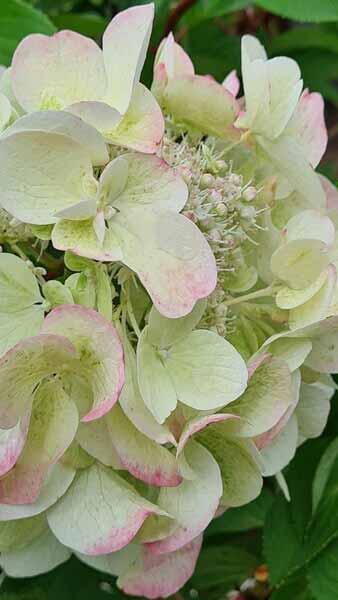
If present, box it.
[264,494,303,587]
[312,438,338,512]
[0,0,56,66]
[190,544,259,591]
[263,439,331,586]
[270,572,314,600]
[254,0,338,22]
[268,26,338,56]
[304,455,338,562]
[183,22,241,81]
[308,538,338,600]
[1,556,126,599]
[205,487,274,536]
[52,13,108,38]
[183,0,250,27]
[294,49,338,106]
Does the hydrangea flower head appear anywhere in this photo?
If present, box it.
[0,5,336,599]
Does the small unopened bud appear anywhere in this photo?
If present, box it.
[34,266,47,277]
[200,174,214,189]
[214,159,227,173]
[182,210,197,223]
[209,228,221,241]
[243,186,257,201]
[224,234,236,249]
[240,205,256,220]
[178,166,192,184]
[215,202,227,216]
[229,173,242,186]
[104,206,117,221]
[215,303,227,317]
[209,190,222,204]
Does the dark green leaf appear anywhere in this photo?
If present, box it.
[190,544,259,591]
[52,13,108,38]
[270,572,314,600]
[308,539,338,600]
[0,0,56,66]
[304,455,338,562]
[182,0,250,27]
[206,487,274,536]
[312,437,338,512]
[183,22,241,81]
[1,556,125,600]
[268,26,338,55]
[254,0,338,23]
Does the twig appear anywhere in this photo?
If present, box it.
[164,0,197,35]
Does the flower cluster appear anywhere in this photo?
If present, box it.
[0,4,337,598]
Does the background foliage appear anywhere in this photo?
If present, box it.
[0,1,338,598]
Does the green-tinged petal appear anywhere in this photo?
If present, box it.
[147,300,206,348]
[197,428,263,507]
[284,209,335,246]
[0,528,71,577]
[1,110,109,166]
[271,239,329,289]
[41,304,124,421]
[276,270,328,309]
[111,207,217,318]
[0,306,45,358]
[65,273,96,309]
[0,515,46,552]
[43,280,74,308]
[137,327,177,424]
[164,75,239,137]
[106,405,181,487]
[119,328,175,444]
[118,536,203,599]
[0,463,75,521]
[105,83,164,153]
[76,543,140,576]
[0,92,12,131]
[0,411,30,477]
[258,134,326,209]
[102,4,154,114]
[177,413,239,457]
[47,463,166,555]
[268,337,312,372]
[0,253,42,312]
[77,419,122,468]
[146,441,222,554]
[105,152,188,214]
[296,380,333,440]
[224,356,293,437]
[0,131,95,225]
[289,265,336,329]
[165,330,248,411]
[52,218,122,262]
[0,334,76,429]
[259,414,298,476]
[12,30,106,112]
[0,379,78,504]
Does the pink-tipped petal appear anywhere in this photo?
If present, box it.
[286,89,327,168]
[118,535,203,599]
[12,31,106,112]
[111,208,217,318]
[146,441,222,554]
[223,69,240,97]
[0,410,30,477]
[106,405,182,487]
[103,4,154,114]
[177,413,240,456]
[106,83,164,153]
[0,380,78,505]
[47,463,166,555]
[41,305,124,422]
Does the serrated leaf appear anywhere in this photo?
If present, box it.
[308,538,338,600]
[0,0,56,66]
[254,0,338,22]
[190,544,259,591]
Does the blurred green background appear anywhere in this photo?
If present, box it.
[0,1,338,599]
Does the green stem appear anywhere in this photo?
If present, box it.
[225,285,274,307]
